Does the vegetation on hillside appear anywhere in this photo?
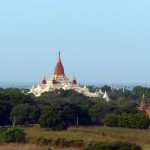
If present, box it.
[103,113,150,129]
[84,141,142,150]
[0,127,26,143]
[0,85,150,130]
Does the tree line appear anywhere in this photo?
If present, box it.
[0,86,149,130]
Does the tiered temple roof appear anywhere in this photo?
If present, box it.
[28,52,110,101]
[54,52,65,75]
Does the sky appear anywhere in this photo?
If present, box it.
[0,0,150,85]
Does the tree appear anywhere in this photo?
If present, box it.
[39,105,67,130]
[121,103,138,114]
[39,101,92,130]
[10,104,40,125]
[133,113,150,129]
[5,88,35,106]
[104,113,150,129]
[103,114,118,127]
[58,102,91,126]
[101,85,111,92]
[0,94,12,126]
[89,101,119,124]
[118,113,129,128]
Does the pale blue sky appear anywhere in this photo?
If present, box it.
[0,0,150,85]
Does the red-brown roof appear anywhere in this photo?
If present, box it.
[54,52,65,75]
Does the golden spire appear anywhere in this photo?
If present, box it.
[73,76,76,80]
[143,94,145,99]
[141,94,146,104]
[58,51,61,63]
[43,75,46,80]
[54,52,65,75]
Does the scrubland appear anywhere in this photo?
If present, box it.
[1,126,150,150]
[26,126,150,150]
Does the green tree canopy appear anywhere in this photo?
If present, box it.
[103,113,150,129]
[10,104,40,125]
[39,104,67,130]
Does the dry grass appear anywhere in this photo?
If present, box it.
[25,126,150,150]
[68,126,150,150]
[0,144,81,150]
[1,126,149,150]
[0,144,46,150]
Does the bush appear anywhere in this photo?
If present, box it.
[32,137,84,148]
[84,141,142,150]
[103,113,150,129]
[0,128,5,134]
[0,127,26,143]
[0,128,5,141]
[39,105,68,130]
[103,114,118,127]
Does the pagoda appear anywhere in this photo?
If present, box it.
[28,52,110,101]
[137,94,149,111]
[138,94,150,119]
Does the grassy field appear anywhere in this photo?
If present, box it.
[0,144,76,150]
[24,126,150,150]
[0,144,45,150]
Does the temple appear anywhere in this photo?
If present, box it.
[137,94,148,111]
[29,52,110,101]
[138,94,150,119]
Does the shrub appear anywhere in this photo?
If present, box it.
[0,128,5,134]
[0,127,26,143]
[0,128,5,141]
[103,113,150,129]
[32,137,84,148]
[84,141,142,150]
[54,139,84,148]
[39,105,67,130]
[103,114,118,127]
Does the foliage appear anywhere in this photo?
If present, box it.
[103,114,118,127]
[120,103,138,114]
[25,126,150,149]
[39,105,67,130]
[33,137,84,148]
[103,113,150,129]
[5,88,35,106]
[0,128,5,140]
[39,102,92,130]
[132,86,150,102]
[84,141,142,150]
[0,98,12,126]
[89,101,119,124]
[110,89,134,101]
[0,127,26,143]
[0,88,40,126]
[56,102,92,125]
[101,85,111,92]
[10,104,40,125]
[0,86,150,129]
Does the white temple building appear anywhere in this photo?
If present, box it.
[29,52,110,101]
